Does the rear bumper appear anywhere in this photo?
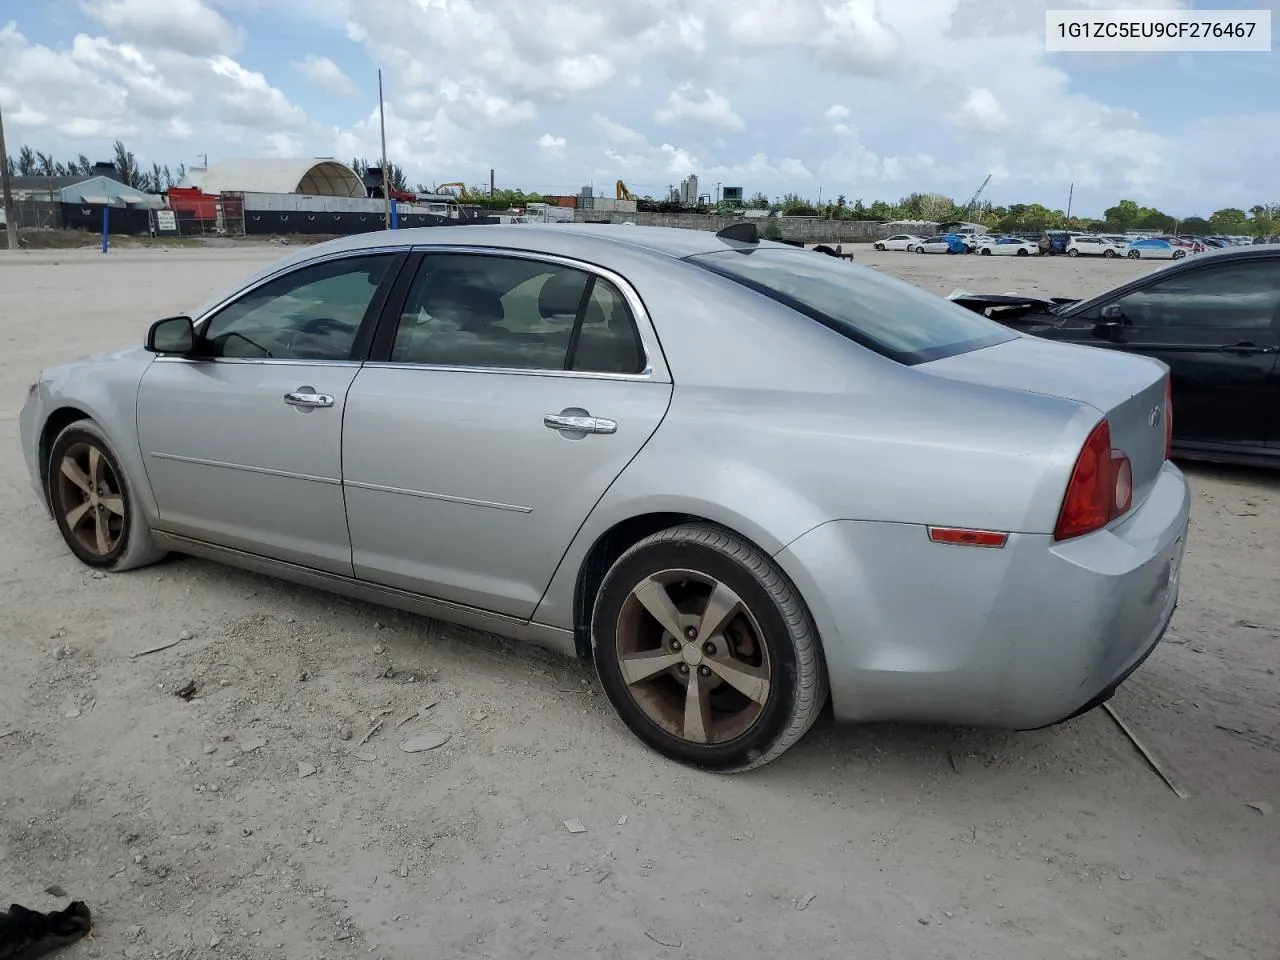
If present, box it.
[774,461,1190,729]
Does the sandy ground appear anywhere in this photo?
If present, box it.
[1,241,1277,960]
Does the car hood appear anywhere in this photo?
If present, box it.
[41,345,153,388]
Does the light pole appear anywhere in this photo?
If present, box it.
[0,99,18,250]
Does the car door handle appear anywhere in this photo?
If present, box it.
[284,391,335,408]
[1218,342,1276,354]
[543,413,617,434]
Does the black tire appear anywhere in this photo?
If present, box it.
[591,523,827,772]
[1067,248,1078,257]
[1017,248,1028,256]
[1103,249,1115,258]
[47,420,166,571]
[1173,249,1186,259]
[1128,250,1141,259]
[980,247,992,256]
[874,243,885,251]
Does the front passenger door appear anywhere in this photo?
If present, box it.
[137,252,402,573]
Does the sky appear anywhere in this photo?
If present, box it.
[1,0,1277,218]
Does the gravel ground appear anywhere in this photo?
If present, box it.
[1,241,1277,960]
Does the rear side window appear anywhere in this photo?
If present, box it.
[688,248,1014,364]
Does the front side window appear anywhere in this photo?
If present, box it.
[1113,260,1280,329]
[199,255,392,361]
[390,253,646,374]
[689,248,1014,364]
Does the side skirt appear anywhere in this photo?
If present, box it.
[151,531,577,658]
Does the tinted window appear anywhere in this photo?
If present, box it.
[390,253,645,373]
[689,248,1015,364]
[200,255,391,360]
[1114,260,1280,329]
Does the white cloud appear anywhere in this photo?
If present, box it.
[952,87,1009,132]
[537,133,567,154]
[82,0,241,55]
[655,85,744,131]
[825,104,851,120]
[290,54,357,98]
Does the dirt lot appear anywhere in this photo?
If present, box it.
[1,242,1277,960]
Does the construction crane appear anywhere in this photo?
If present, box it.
[963,174,991,222]
[616,180,636,202]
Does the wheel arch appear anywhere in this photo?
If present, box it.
[567,510,797,660]
[38,406,94,506]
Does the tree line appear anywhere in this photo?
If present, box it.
[6,139,1277,234]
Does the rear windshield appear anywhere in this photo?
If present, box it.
[687,248,1016,364]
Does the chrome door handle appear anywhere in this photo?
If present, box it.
[543,414,617,434]
[284,391,335,408]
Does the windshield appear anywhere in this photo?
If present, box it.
[687,247,1015,364]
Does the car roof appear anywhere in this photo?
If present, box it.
[187,223,796,319]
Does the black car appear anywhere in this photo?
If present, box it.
[950,246,1280,467]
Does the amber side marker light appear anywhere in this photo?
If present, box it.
[927,527,1009,548]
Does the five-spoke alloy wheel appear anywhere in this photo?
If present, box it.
[48,421,165,571]
[592,523,827,771]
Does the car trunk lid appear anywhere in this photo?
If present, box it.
[919,335,1169,510]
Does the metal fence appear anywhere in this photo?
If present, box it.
[8,199,64,231]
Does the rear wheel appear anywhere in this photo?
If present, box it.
[48,421,166,571]
[591,523,827,772]
[1128,249,1141,259]
[874,242,885,251]
[1067,248,1078,257]
[980,247,992,255]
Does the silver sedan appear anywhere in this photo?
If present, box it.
[19,224,1190,771]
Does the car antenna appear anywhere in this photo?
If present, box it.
[715,222,759,245]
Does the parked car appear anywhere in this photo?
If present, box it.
[914,234,968,254]
[980,237,1039,257]
[20,223,1189,770]
[1066,236,1127,258]
[1127,238,1187,260]
[874,234,926,252]
[949,245,1280,467]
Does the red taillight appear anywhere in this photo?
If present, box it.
[1054,419,1132,541]
[1163,378,1173,460]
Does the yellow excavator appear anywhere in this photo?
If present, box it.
[616,180,636,202]
[434,182,469,199]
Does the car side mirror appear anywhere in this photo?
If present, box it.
[1097,303,1124,326]
[146,315,195,354]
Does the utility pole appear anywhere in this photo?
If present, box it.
[0,99,18,250]
[1066,182,1074,227]
[378,68,390,230]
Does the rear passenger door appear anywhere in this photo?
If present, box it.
[342,249,673,619]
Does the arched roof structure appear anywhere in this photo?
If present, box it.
[183,159,366,197]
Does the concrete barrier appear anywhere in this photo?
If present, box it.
[570,209,890,242]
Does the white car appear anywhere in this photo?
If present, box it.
[873,234,926,252]
[978,237,1039,257]
[1066,236,1127,258]
[913,235,964,254]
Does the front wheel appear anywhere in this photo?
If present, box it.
[47,420,166,571]
[1017,248,1029,256]
[1103,249,1115,258]
[591,523,828,772]
[1173,249,1186,259]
